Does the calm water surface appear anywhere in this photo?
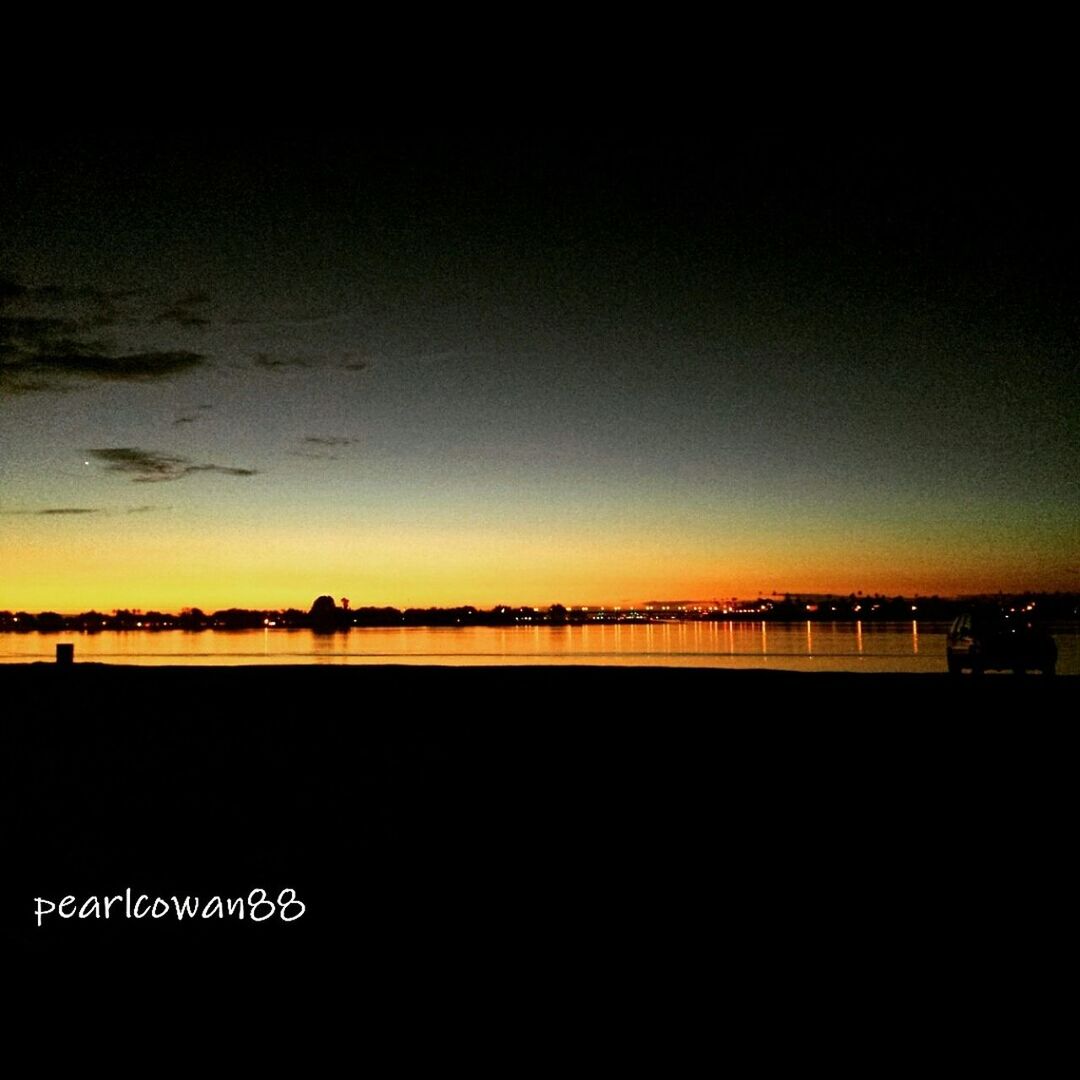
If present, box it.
[3,622,1078,673]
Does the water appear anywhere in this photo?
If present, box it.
[2,621,1078,673]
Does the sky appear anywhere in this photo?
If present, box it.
[1,124,1077,611]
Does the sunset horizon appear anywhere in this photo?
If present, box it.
[4,522,1074,614]
[3,581,1077,619]
[2,126,1076,624]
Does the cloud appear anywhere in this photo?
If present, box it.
[25,349,205,380]
[2,332,206,394]
[291,435,359,461]
[1,506,100,515]
[182,464,259,477]
[127,505,169,513]
[0,274,210,393]
[89,447,258,483]
[155,310,211,329]
[252,350,371,373]
[252,352,309,370]
[90,448,188,480]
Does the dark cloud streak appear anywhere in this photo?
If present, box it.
[251,352,369,373]
[27,350,205,380]
[252,352,309,370]
[89,448,257,483]
[292,435,359,461]
[182,464,259,478]
[1,274,211,393]
[1,507,100,515]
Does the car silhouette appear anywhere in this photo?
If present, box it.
[946,610,1057,676]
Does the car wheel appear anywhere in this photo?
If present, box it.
[970,663,984,677]
[1044,663,1056,677]
[948,658,962,676]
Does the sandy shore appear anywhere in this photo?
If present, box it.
[5,663,1073,972]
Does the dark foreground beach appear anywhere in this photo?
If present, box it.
[5,664,1074,998]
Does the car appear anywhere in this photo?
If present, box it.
[946,610,1057,676]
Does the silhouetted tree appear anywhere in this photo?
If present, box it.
[309,595,342,631]
[179,608,207,630]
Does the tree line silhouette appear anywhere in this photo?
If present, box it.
[1,592,1077,632]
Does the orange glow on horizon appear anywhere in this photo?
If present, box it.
[4,506,1074,613]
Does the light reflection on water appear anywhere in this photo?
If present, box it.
[1,622,1077,673]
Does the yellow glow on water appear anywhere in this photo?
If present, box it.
[9,622,1066,673]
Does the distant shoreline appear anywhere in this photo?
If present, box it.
[3,592,1078,635]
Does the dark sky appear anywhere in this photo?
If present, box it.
[1,123,1076,608]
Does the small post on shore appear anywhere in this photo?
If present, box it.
[56,643,74,665]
